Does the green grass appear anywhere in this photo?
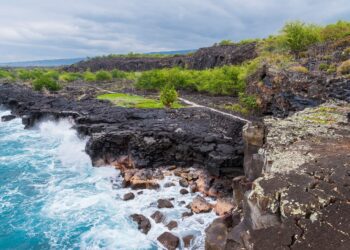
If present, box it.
[97,93,183,109]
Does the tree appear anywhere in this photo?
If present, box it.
[160,84,178,108]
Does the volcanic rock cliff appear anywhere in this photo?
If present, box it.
[64,42,258,72]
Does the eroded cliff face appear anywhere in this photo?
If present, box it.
[64,43,258,72]
[235,102,350,249]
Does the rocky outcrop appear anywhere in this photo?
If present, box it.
[247,37,350,117]
[64,43,257,72]
[0,83,245,176]
[218,102,350,249]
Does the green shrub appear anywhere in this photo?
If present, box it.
[111,69,127,79]
[223,104,249,115]
[289,65,309,73]
[239,93,258,110]
[83,71,96,82]
[59,72,81,82]
[136,65,247,96]
[0,69,12,79]
[319,63,329,71]
[96,70,112,81]
[32,76,61,91]
[44,70,60,80]
[160,84,178,108]
[280,21,321,53]
[337,59,350,75]
[321,21,350,41]
[219,40,234,46]
[327,64,337,74]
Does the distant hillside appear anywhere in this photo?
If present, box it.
[64,44,257,72]
[147,49,195,55]
[0,50,194,68]
[0,58,85,68]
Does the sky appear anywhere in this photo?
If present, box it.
[0,0,349,62]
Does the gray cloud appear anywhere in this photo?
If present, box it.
[0,0,348,62]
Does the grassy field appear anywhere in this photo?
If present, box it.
[97,93,183,109]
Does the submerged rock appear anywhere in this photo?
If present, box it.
[1,114,16,122]
[151,211,165,223]
[130,214,151,234]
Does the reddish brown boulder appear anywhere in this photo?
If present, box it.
[130,214,151,234]
[166,220,178,230]
[158,199,174,208]
[183,235,194,248]
[157,232,180,250]
[123,192,135,201]
[191,195,212,213]
[179,178,189,187]
[151,211,165,223]
[213,198,235,216]
[180,189,189,195]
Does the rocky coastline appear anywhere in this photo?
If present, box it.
[1,82,350,249]
[0,83,245,249]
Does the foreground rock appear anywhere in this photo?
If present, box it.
[130,214,151,234]
[218,102,350,249]
[157,232,180,250]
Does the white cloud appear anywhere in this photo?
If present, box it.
[0,0,348,62]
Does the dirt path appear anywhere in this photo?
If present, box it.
[179,97,251,123]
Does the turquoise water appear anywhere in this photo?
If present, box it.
[0,109,216,250]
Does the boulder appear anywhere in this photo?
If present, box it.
[191,195,212,213]
[130,214,151,234]
[183,235,194,248]
[180,189,189,195]
[123,192,135,201]
[179,178,189,187]
[205,217,228,250]
[166,220,178,230]
[214,198,235,216]
[151,211,165,223]
[182,211,194,218]
[158,199,174,209]
[157,232,180,250]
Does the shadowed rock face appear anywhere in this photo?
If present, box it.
[64,43,257,72]
[0,83,245,176]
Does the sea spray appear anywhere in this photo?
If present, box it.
[0,110,216,249]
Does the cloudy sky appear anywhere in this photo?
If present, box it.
[0,0,349,62]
